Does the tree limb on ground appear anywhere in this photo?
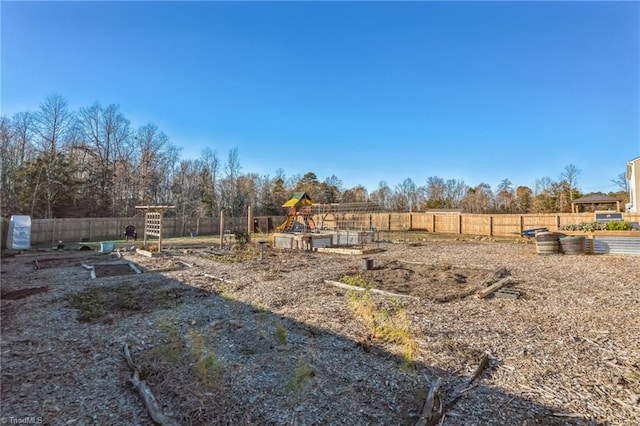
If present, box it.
[324,280,419,300]
[477,277,512,299]
[415,353,491,426]
[415,377,442,426]
[204,274,235,285]
[123,343,179,426]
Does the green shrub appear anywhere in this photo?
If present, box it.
[561,221,633,232]
[284,360,314,395]
[341,274,373,289]
[275,322,287,346]
[606,221,633,231]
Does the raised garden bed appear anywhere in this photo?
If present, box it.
[557,230,640,255]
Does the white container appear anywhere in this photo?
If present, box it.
[100,241,115,253]
[7,215,31,250]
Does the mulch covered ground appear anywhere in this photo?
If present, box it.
[1,235,639,425]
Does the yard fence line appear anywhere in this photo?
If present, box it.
[3,212,640,247]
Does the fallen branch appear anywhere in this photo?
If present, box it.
[612,397,640,411]
[417,353,492,426]
[479,266,509,286]
[146,266,184,273]
[123,344,179,426]
[204,274,235,285]
[177,260,194,268]
[466,353,491,385]
[415,377,442,426]
[324,280,419,300]
[477,277,512,299]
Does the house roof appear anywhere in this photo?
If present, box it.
[282,192,314,207]
[424,208,463,213]
[571,194,620,204]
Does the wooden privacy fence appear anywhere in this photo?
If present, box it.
[314,212,640,237]
[25,216,286,245]
[8,212,640,245]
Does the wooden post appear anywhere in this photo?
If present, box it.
[158,213,163,252]
[247,205,252,243]
[432,214,436,233]
[219,210,224,249]
[458,214,463,234]
[143,215,147,247]
[488,216,493,237]
[556,215,561,230]
[519,215,524,236]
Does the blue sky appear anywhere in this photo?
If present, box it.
[2,1,639,194]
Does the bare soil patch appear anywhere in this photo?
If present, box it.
[92,264,138,278]
[0,286,49,300]
[341,260,490,302]
[1,237,639,425]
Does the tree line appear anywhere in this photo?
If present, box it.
[1,94,628,220]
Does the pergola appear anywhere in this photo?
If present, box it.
[570,195,621,213]
[135,205,175,252]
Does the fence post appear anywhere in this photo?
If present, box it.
[247,206,252,243]
[458,214,463,234]
[519,215,524,236]
[432,215,436,233]
[489,216,493,237]
[219,210,224,249]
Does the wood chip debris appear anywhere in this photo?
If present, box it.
[2,239,639,425]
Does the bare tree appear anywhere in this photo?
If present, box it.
[33,93,73,155]
[132,123,169,206]
[443,179,467,209]
[220,148,243,216]
[172,159,202,234]
[560,164,581,201]
[424,176,446,208]
[370,181,392,211]
[320,175,342,203]
[0,116,12,213]
[30,94,74,217]
[461,183,493,213]
[341,185,368,203]
[200,147,220,215]
[394,178,421,212]
[10,112,35,165]
[76,102,132,215]
[611,172,629,193]
[159,143,182,205]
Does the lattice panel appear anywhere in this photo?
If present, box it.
[146,212,161,237]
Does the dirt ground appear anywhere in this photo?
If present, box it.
[1,234,639,425]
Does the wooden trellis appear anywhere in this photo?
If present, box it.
[135,205,175,252]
